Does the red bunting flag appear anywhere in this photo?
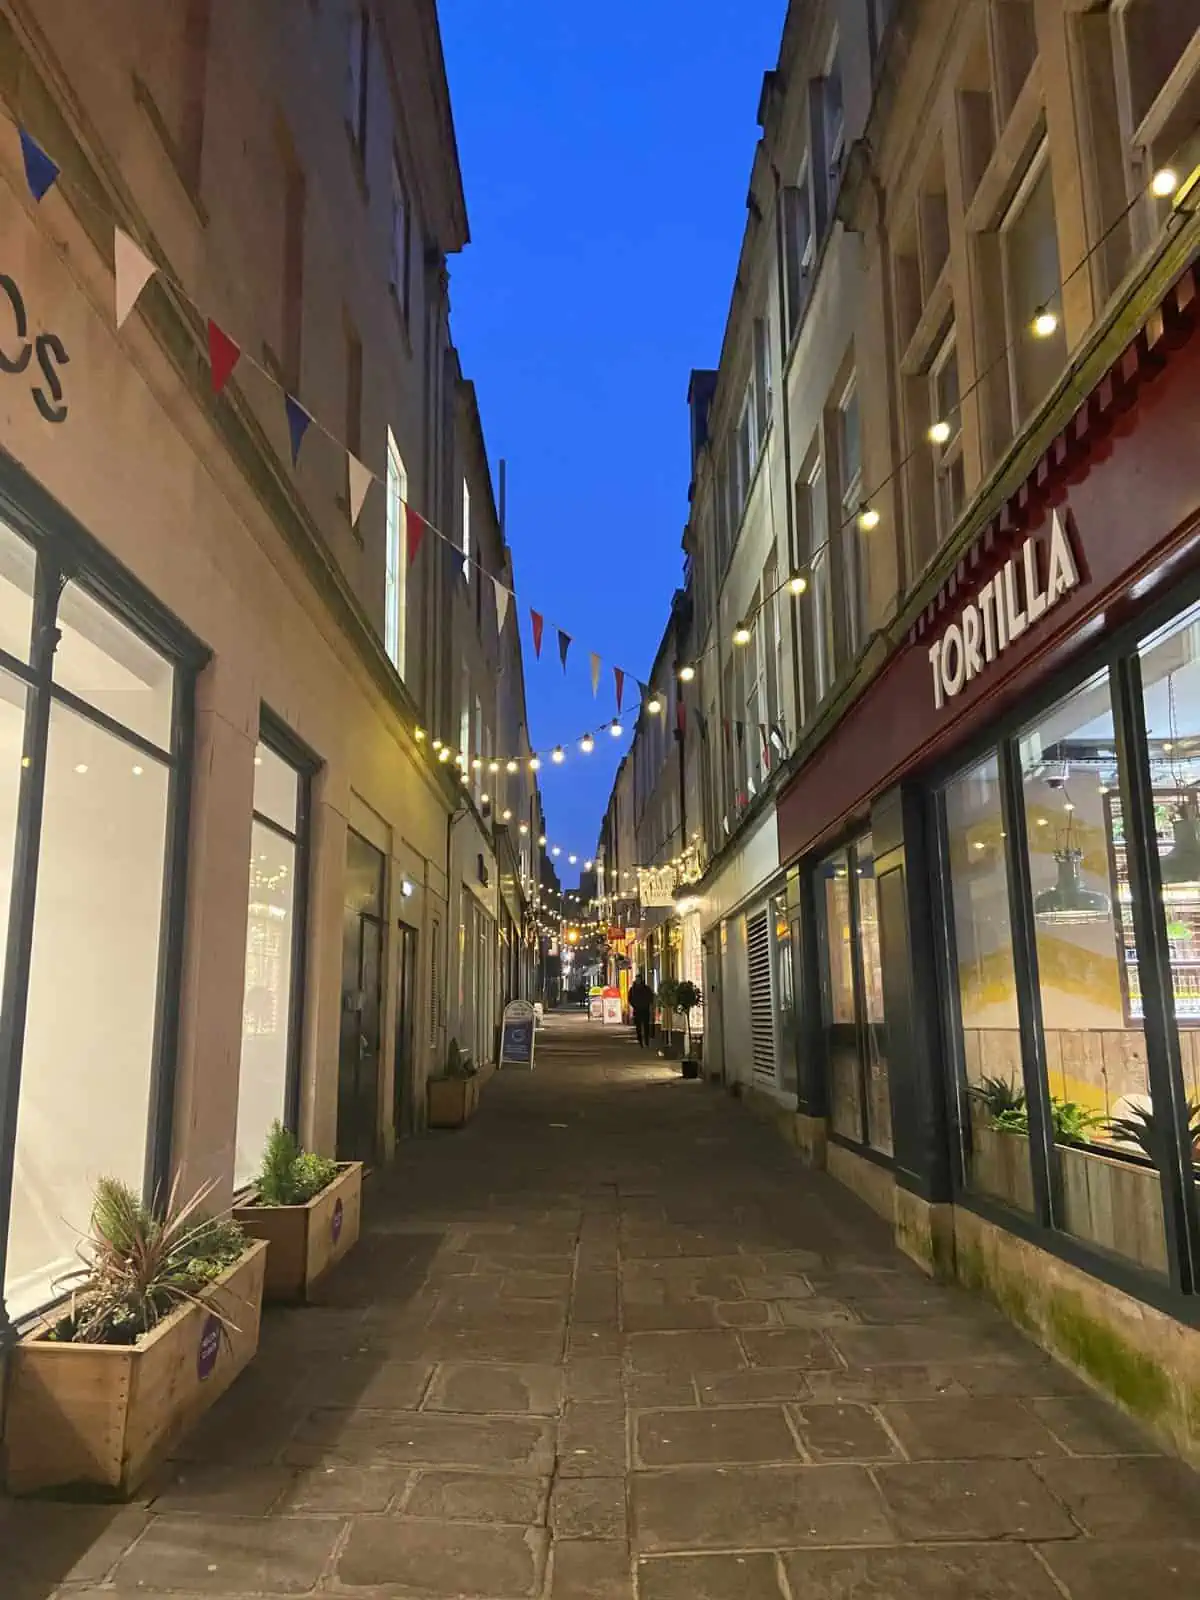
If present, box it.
[207,318,241,396]
[406,507,426,565]
[613,667,625,712]
[531,611,544,658]
[557,629,571,671]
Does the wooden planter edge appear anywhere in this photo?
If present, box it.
[233,1162,363,1302]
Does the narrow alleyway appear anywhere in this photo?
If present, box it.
[9,1015,1200,1600]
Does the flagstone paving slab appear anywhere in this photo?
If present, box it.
[9,1014,1200,1600]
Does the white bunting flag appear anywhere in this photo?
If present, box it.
[494,576,510,635]
[347,452,372,526]
[113,227,157,330]
[590,653,602,697]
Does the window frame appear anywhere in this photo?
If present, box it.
[384,430,407,676]
[929,328,965,544]
[242,708,319,1153]
[927,577,1200,1315]
[0,457,207,1331]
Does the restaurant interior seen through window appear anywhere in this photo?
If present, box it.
[941,598,1200,1287]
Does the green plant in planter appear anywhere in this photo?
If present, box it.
[969,1075,1026,1119]
[50,1177,247,1346]
[440,1037,478,1080]
[1108,1100,1200,1163]
[257,1121,339,1206]
[986,1097,1105,1146]
[674,980,702,1050]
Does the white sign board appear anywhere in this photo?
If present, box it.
[638,864,678,907]
[929,510,1079,710]
[589,995,604,1021]
[602,995,622,1025]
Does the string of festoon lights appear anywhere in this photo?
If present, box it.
[411,147,1198,767]
[8,108,1195,770]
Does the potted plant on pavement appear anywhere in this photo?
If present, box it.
[427,1037,481,1128]
[675,980,702,1079]
[233,1122,362,1303]
[655,978,681,1059]
[3,1178,267,1498]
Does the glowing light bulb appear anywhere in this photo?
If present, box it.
[928,419,952,445]
[437,747,451,763]
[502,807,513,821]
[646,693,663,715]
[529,756,541,772]
[481,792,490,805]
[858,506,881,531]
[414,728,426,743]
[569,854,577,865]
[472,757,482,770]
[733,624,751,646]
[552,746,565,764]
[538,834,547,846]
[678,664,696,683]
[432,738,443,751]
[519,822,529,835]
[552,846,561,857]
[489,759,500,773]
[1151,167,1179,199]
[507,759,518,774]
[1032,308,1059,339]
[580,733,595,753]
[610,719,623,737]
[788,573,807,595]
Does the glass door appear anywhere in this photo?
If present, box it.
[337,829,385,1164]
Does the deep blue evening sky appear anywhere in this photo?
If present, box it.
[439,2,782,880]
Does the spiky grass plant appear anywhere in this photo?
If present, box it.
[52,1177,246,1346]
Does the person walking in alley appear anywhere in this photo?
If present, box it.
[628,971,654,1048]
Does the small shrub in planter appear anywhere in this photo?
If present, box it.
[3,1178,267,1498]
[655,979,681,1058]
[233,1122,363,1304]
[675,981,703,1078]
[428,1037,481,1128]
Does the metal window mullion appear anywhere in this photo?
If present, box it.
[931,790,972,1193]
[1111,655,1198,1294]
[848,844,872,1148]
[998,736,1057,1227]
[0,562,61,1340]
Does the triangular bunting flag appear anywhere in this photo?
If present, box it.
[531,611,544,658]
[347,452,372,526]
[769,723,786,754]
[590,653,601,697]
[614,667,625,712]
[285,394,312,466]
[113,228,157,329]
[19,127,59,202]
[207,318,241,396]
[557,630,571,672]
[494,577,510,635]
[406,507,426,565]
[759,723,770,767]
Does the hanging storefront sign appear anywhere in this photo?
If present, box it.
[929,511,1079,710]
[638,865,678,907]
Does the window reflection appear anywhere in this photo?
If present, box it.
[819,849,861,1139]
[944,752,1033,1211]
[856,837,892,1156]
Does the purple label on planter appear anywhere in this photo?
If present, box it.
[332,1196,344,1245]
[197,1314,221,1381]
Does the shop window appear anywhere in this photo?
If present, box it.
[943,751,1034,1211]
[0,520,37,664]
[818,848,862,1141]
[1019,670,1166,1276]
[1139,602,1200,1211]
[234,735,308,1190]
[772,891,798,1095]
[7,595,177,1320]
[856,838,893,1156]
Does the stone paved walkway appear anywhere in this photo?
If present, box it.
[7,1013,1200,1598]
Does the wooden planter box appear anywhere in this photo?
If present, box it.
[427,1074,480,1128]
[233,1162,362,1304]
[1058,1144,1168,1275]
[970,1124,1036,1212]
[2,1239,267,1499]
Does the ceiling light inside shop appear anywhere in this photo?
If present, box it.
[1035,847,1110,923]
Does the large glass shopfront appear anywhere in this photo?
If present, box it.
[940,598,1200,1292]
[0,508,196,1324]
[816,837,892,1157]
